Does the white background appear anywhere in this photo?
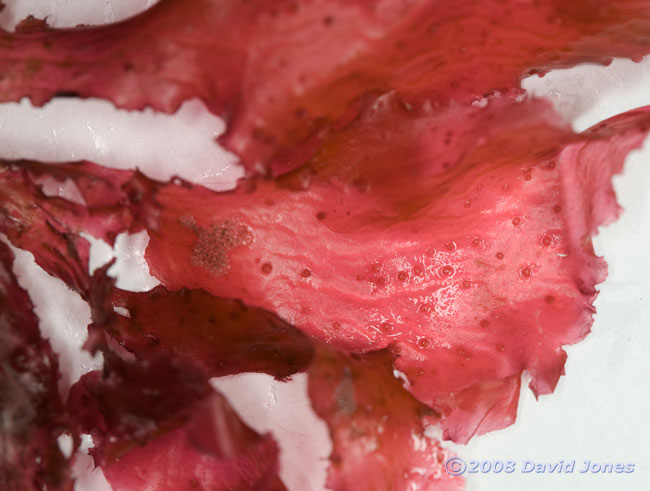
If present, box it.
[1,2,649,490]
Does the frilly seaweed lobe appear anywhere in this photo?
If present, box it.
[308,348,463,491]
[3,0,650,173]
[143,99,650,442]
[89,267,315,380]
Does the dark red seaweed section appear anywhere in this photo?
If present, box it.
[3,0,650,172]
[67,352,209,466]
[86,266,314,380]
[99,392,286,491]
[68,355,286,490]
[308,348,463,491]
[69,275,290,490]
[0,241,73,490]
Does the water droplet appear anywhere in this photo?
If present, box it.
[261,262,273,274]
[426,247,437,256]
[444,241,456,252]
[440,265,455,277]
[397,271,408,281]
[145,333,159,345]
[372,263,382,272]
[412,265,424,276]
[419,304,431,313]
[540,234,553,247]
[457,348,472,360]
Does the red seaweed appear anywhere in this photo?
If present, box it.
[2,0,650,489]
[0,241,74,490]
[142,99,650,442]
[86,264,315,380]
[308,348,463,491]
[99,392,286,491]
[3,0,650,173]
[67,352,286,490]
